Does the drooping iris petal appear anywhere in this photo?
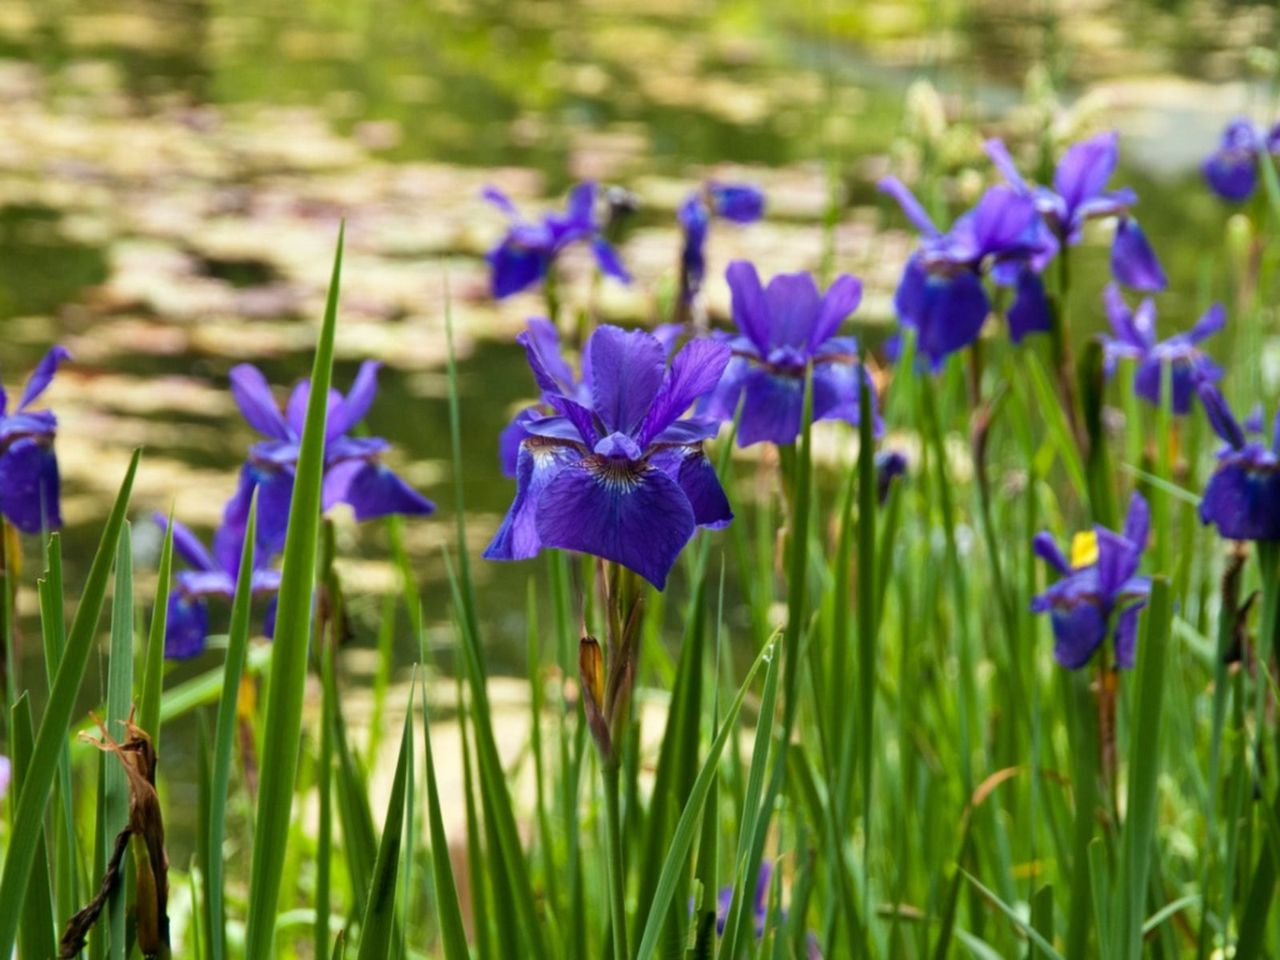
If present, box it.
[323,460,435,521]
[227,463,297,555]
[534,458,696,590]
[650,447,733,529]
[1046,595,1108,670]
[17,345,71,412]
[1114,604,1142,669]
[484,440,580,561]
[165,592,211,660]
[1111,218,1167,291]
[0,438,61,534]
[811,361,881,437]
[698,355,752,426]
[155,514,220,572]
[737,369,805,448]
[1199,459,1280,541]
[591,238,631,284]
[488,243,548,298]
[589,326,667,435]
[894,257,990,369]
[1006,268,1051,344]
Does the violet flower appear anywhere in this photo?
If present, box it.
[1031,493,1151,669]
[484,182,630,298]
[700,261,880,446]
[1197,384,1280,541]
[1203,119,1280,203]
[678,182,764,304]
[716,862,773,938]
[485,324,733,589]
[155,515,282,660]
[875,450,908,504]
[0,755,9,801]
[879,179,1053,369]
[226,362,434,554]
[0,346,69,534]
[1100,284,1224,414]
[985,131,1167,291]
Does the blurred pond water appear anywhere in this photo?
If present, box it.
[0,0,1275,692]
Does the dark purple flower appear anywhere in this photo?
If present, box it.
[678,182,764,305]
[699,261,880,446]
[154,514,282,660]
[0,345,70,534]
[1031,493,1151,669]
[879,178,1053,368]
[1197,384,1280,541]
[986,132,1167,292]
[1100,285,1224,414]
[1203,119,1280,203]
[226,362,434,554]
[485,324,733,590]
[483,182,630,299]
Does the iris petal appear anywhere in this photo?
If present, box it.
[534,457,696,590]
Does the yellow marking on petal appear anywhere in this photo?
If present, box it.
[237,673,257,722]
[1071,531,1098,569]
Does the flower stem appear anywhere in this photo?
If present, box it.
[602,760,628,960]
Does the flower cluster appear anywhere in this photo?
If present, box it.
[160,363,433,658]
[882,132,1167,369]
[0,346,70,535]
[1100,284,1224,414]
[484,182,630,299]
[1203,119,1280,203]
[1031,493,1151,670]
[678,182,764,304]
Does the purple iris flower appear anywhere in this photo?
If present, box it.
[483,182,630,299]
[154,514,282,660]
[879,178,1054,368]
[485,324,733,590]
[225,362,434,555]
[678,182,765,304]
[1203,119,1280,203]
[1031,493,1151,670]
[1197,384,1280,541]
[985,131,1167,292]
[1100,284,1225,414]
[699,261,880,446]
[498,318,683,477]
[0,346,69,534]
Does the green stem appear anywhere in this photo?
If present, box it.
[603,761,629,960]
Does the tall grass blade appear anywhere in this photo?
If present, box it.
[421,677,470,960]
[11,693,57,960]
[207,494,259,960]
[0,446,139,957]
[355,695,413,960]
[1120,577,1172,958]
[244,225,343,958]
[137,510,174,745]
[103,522,134,959]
